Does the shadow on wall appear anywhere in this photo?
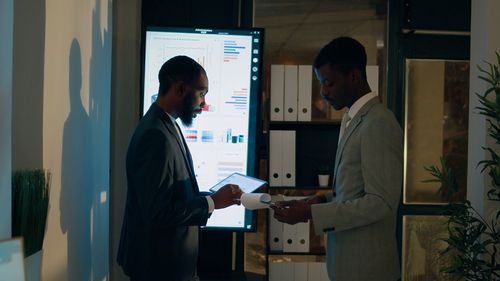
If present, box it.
[60,38,92,280]
[59,0,112,280]
[89,0,112,279]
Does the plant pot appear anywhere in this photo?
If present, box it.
[318,174,330,187]
[24,250,42,281]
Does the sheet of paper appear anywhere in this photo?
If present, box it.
[241,193,271,210]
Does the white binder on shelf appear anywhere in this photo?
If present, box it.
[281,130,296,186]
[282,196,308,253]
[270,65,285,121]
[269,261,283,281]
[296,220,310,252]
[283,222,296,253]
[366,65,379,96]
[298,65,312,121]
[308,262,321,281]
[294,262,308,281]
[269,130,283,186]
[282,262,295,281]
[308,262,327,281]
[269,209,284,251]
[284,65,298,121]
[320,262,329,281]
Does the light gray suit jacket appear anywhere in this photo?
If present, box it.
[311,98,402,281]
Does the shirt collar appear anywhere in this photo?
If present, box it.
[347,92,377,120]
[165,111,177,124]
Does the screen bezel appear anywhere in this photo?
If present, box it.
[139,25,264,232]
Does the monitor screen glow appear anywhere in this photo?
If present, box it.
[141,26,263,231]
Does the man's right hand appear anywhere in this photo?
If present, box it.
[210,184,242,209]
[305,194,327,205]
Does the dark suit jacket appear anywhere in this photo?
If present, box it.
[118,103,210,281]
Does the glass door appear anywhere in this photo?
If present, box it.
[402,58,469,280]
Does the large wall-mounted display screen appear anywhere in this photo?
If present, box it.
[141,26,263,231]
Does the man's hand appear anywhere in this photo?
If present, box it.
[270,200,312,225]
[306,194,327,205]
[210,184,242,209]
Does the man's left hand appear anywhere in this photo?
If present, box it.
[270,200,312,225]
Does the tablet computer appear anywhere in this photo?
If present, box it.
[209,172,267,193]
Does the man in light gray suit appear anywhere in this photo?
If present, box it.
[272,37,402,281]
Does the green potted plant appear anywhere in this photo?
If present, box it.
[11,169,51,280]
[317,164,331,187]
[424,53,500,280]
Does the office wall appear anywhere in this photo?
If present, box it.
[0,0,13,240]
[38,0,112,280]
[468,0,500,219]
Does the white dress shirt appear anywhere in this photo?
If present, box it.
[345,92,377,129]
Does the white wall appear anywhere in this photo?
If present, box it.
[110,1,141,280]
[468,0,500,219]
[0,0,13,240]
[39,0,112,280]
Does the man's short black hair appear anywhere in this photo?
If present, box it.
[313,37,367,78]
[158,55,206,96]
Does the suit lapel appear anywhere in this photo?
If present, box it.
[175,124,196,176]
[333,98,379,184]
[153,104,199,190]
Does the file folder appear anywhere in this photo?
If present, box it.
[294,262,308,281]
[308,262,329,281]
[284,65,298,121]
[269,208,284,251]
[269,130,296,187]
[320,262,329,281]
[269,261,283,281]
[282,196,308,253]
[308,262,322,281]
[281,262,294,281]
[296,220,310,252]
[270,65,285,121]
[281,130,296,186]
[269,130,283,186]
[298,65,312,121]
[283,221,296,253]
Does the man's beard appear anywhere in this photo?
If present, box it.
[179,92,195,127]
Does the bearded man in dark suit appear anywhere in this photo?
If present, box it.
[118,55,242,281]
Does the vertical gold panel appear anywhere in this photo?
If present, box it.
[405,60,444,203]
[404,60,469,204]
